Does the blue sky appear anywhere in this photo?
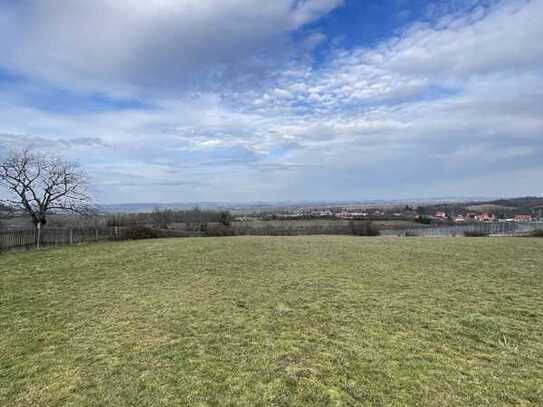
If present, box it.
[0,0,542,203]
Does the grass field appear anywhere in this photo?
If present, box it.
[1,236,542,406]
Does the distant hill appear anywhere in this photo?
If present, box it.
[484,197,543,210]
[425,196,543,216]
[464,203,513,212]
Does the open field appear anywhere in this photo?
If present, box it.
[1,237,542,406]
[234,219,418,229]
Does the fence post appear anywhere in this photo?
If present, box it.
[36,223,41,249]
[95,227,99,241]
[69,229,73,245]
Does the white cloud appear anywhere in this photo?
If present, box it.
[0,0,343,94]
[290,0,344,27]
[301,32,328,50]
[384,0,543,76]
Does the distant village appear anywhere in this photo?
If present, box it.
[258,206,543,223]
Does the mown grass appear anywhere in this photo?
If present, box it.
[1,236,542,406]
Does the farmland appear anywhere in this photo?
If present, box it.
[1,236,542,406]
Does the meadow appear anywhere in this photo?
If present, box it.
[1,236,542,406]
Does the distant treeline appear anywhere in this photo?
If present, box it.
[105,208,233,227]
[488,196,543,209]
[205,220,380,237]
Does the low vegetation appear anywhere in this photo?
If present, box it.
[205,220,380,237]
[463,230,490,237]
[415,216,432,225]
[120,225,161,240]
[527,229,543,238]
[105,208,232,228]
[1,237,542,406]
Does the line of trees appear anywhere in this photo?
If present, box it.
[205,220,380,237]
[105,208,233,228]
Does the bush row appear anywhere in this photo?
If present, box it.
[204,221,381,237]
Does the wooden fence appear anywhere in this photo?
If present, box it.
[0,227,121,252]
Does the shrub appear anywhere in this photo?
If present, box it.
[464,231,490,237]
[349,221,380,236]
[219,211,232,226]
[527,229,543,237]
[121,226,159,240]
[205,224,237,237]
[415,216,432,225]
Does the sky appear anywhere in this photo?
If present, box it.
[0,0,542,204]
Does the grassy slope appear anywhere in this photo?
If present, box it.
[1,237,542,406]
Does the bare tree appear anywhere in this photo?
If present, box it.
[0,149,93,245]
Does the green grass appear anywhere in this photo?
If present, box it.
[1,236,542,406]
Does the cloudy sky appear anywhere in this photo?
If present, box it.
[0,0,542,203]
